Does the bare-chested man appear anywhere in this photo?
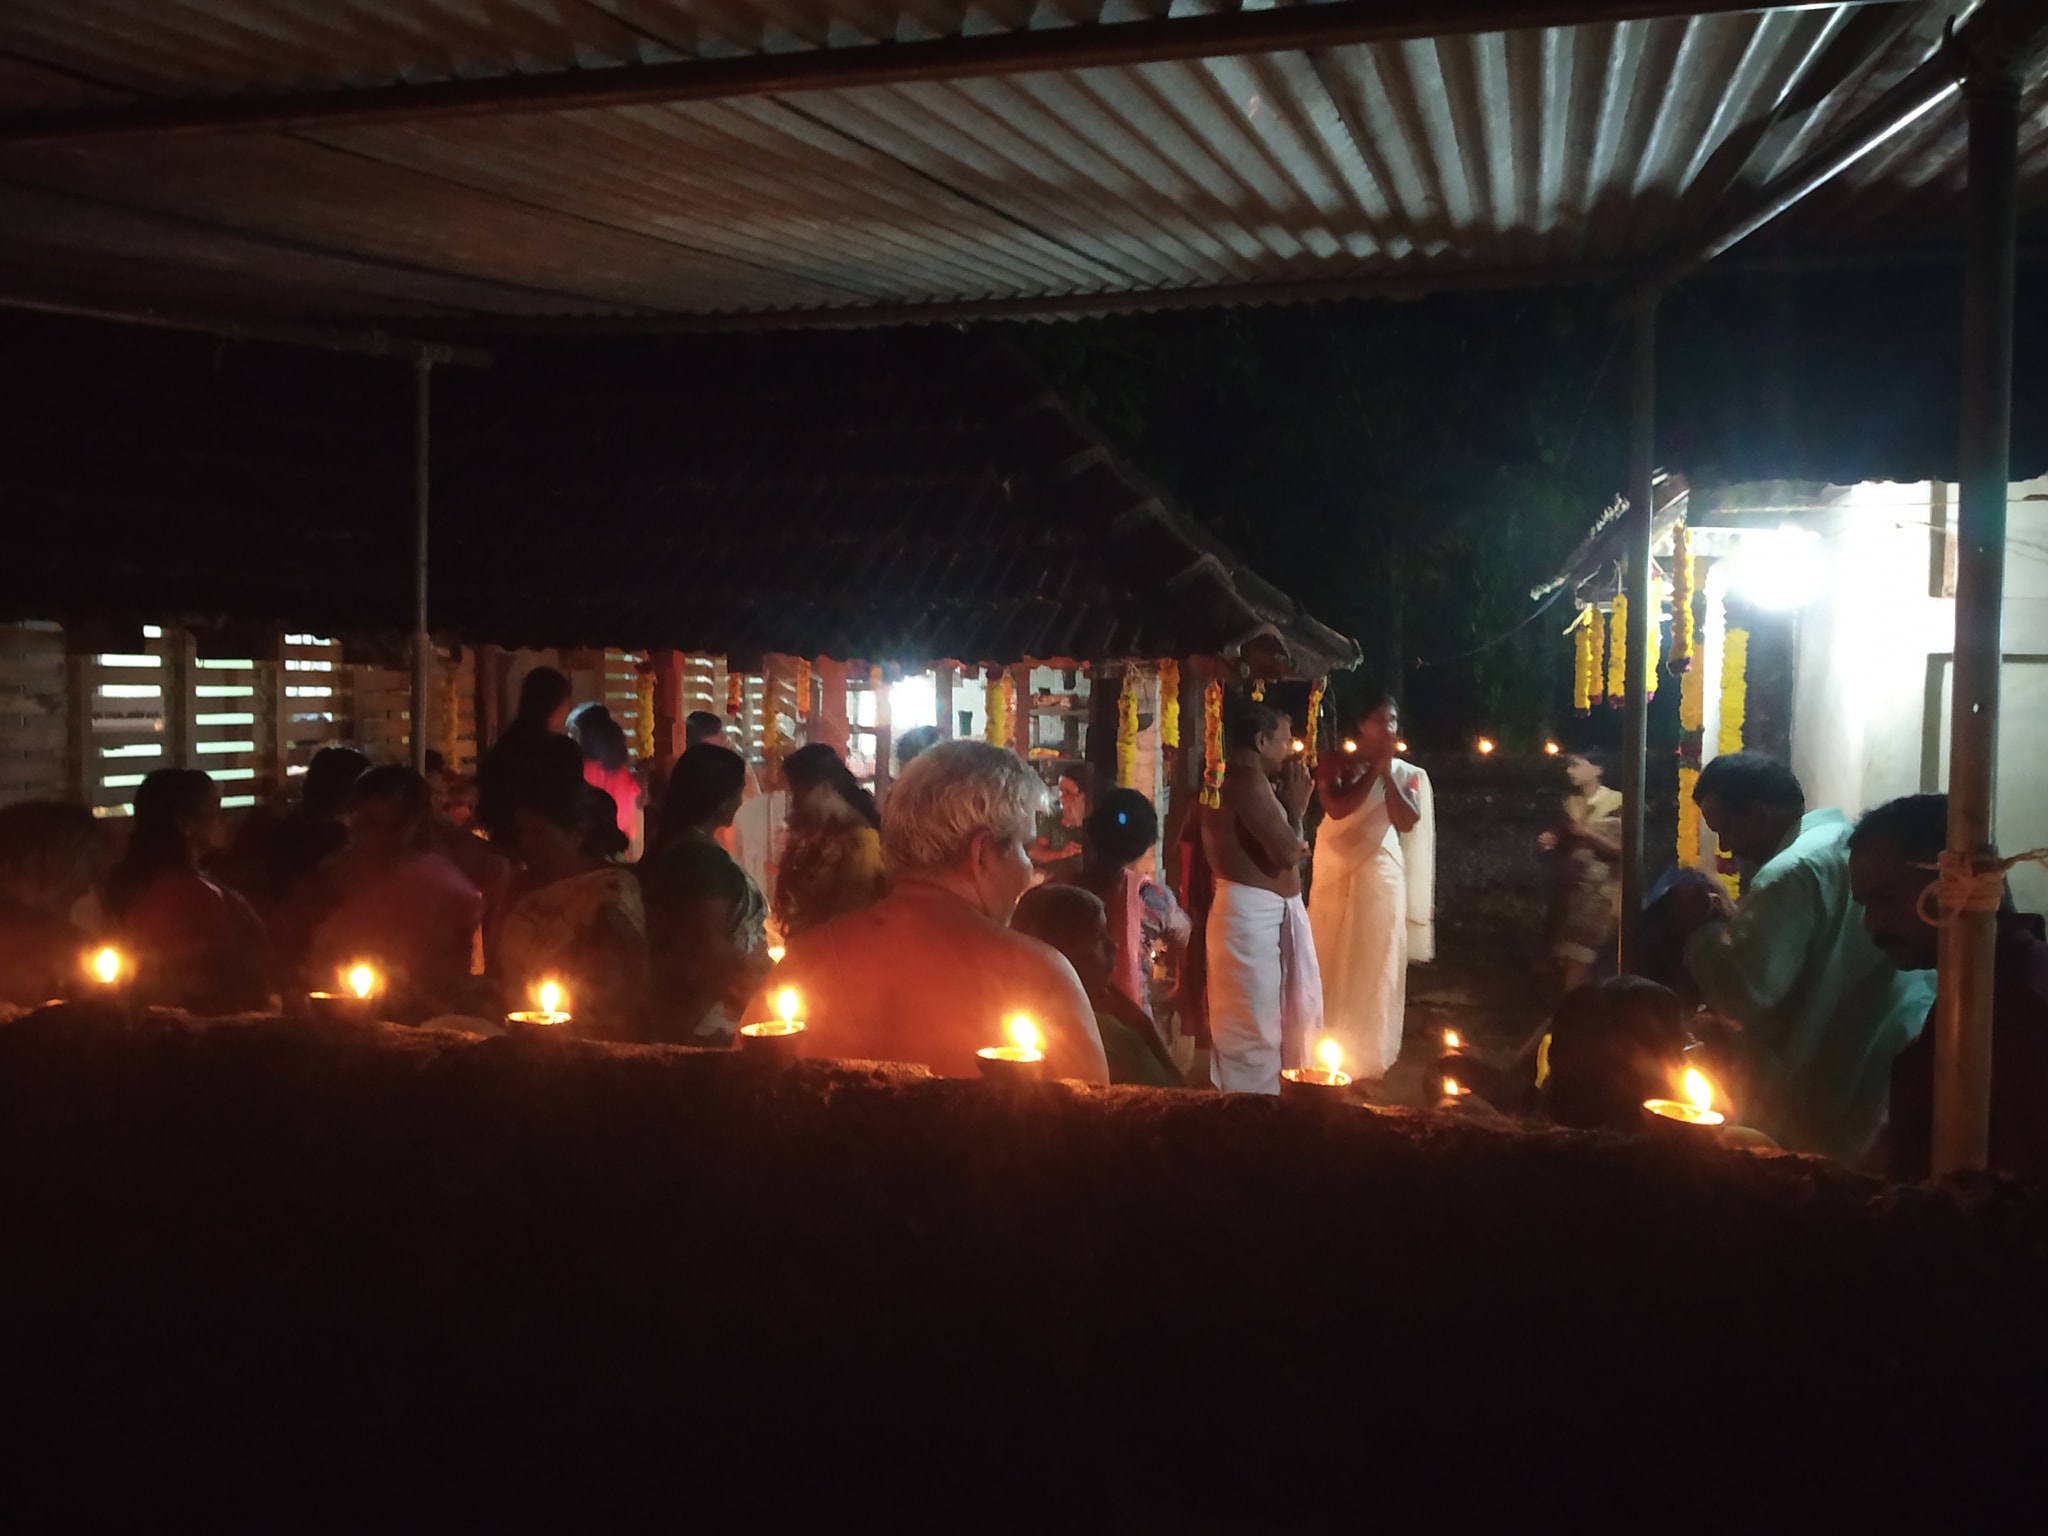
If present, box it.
[775,741,1108,1082]
[1200,698,1323,1093]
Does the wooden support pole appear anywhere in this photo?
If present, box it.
[1934,52,2023,1177]
[1011,663,1034,762]
[1086,660,1122,814]
[409,356,433,775]
[936,664,956,742]
[1618,293,1658,974]
[650,650,684,768]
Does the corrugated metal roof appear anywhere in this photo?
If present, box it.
[0,2,2040,324]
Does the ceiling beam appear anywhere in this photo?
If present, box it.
[0,288,494,365]
[0,1,1905,146]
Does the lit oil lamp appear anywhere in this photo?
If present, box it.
[767,944,786,965]
[1440,1074,1469,1105]
[81,945,134,1017]
[1342,739,1358,755]
[1280,1037,1351,1100]
[1442,1028,1463,1054]
[1475,737,1497,756]
[309,961,381,1022]
[1291,738,1306,755]
[738,987,808,1059]
[1643,1066,1727,1142]
[977,1013,1046,1082]
[1394,738,1409,754]
[88,946,124,988]
[507,978,572,1033]
[1545,740,1561,756]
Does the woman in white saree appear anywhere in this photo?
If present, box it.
[1309,698,1436,1080]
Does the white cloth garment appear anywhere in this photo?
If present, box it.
[730,788,788,913]
[1205,879,1325,1094]
[1309,762,1436,1080]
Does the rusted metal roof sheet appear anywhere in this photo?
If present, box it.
[0,3,2039,324]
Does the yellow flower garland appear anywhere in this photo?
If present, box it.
[1572,608,1595,713]
[1718,628,1749,758]
[726,669,743,721]
[1589,604,1606,706]
[1606,595,1627,703]
[1677,764,1701,868]
[1250,679,1265,702]
[1679,639,1705,733]
[1158,659,1181,749]
[1200,678,1225,808]
[985,669,1010,747]
[795,658,811,722]
[1304,676,1325,767]
[1670,526,1696,673]
[1116,669,1139,788]
[1643,578,1663,700]
[636,668,656,761]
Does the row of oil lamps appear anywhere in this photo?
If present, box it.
[72,946,1730,1134]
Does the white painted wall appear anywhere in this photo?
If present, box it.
[1786,477,2048,908]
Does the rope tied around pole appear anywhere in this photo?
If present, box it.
[1915,846,2048,926]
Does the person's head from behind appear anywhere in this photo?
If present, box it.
[1693,752,1804,868]
[896,725,943,770]
[1355,695,1400,760]
[516,779,628,881]
[1564,746,1608,794]
[303,746,370,821]
[1012,884,1114,999]
[665,743,749,838]
[1086,788,1159,874]
[1055,770,1088,827]
[1848,793,1950,971]
[344,766,431,865]
[136,767,225,862]
[1543,976,1690,1132]
[685,711,728,751]
[0,801,105,915]
[885,741,1047,921]
[784,743,881,829]
[517,666,574,733]
[1226,698,1291,776]
[569,701,631,773]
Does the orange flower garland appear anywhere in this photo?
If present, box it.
[1200,678,1226,808]
[636,667,656,761]
[795,658,812,721]
[726,669,743,720]
[1643,578,1663,700]
[1158,659,1181,749]
[1572,608,1596,713]
[1304,676,1325,767]
[1678,764,1701,869]
[1670,525,1696,674]
[985,668,1008,747]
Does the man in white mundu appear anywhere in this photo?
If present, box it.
[1200,699,1323,1093]
[1309,696,1435,1080]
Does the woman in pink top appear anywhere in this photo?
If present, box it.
[1067,788,1190,1020]
[570,703,643,858]
[106,768,268,1013]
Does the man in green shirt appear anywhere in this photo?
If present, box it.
[1678,754,1933,1163]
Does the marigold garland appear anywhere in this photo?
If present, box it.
[1679,639,1706,734]
[1718,628,1749,759]
[795,658,811,721]
[1116,669,1139,789]
[1158,659,1181,749]
[1572,608,1596,714]
[1606,594,1627,704]
[1304,676,1326,767]
[1200,678,1226,808]
[726,669,743,720]
[1643,579,1663,700]
[1677,764,1701,869]
[1670,525,1696,674]
[1589,604,1607,706]
[985,668,1008,747]
[1250,679,1265,702]
[636,668,656,762]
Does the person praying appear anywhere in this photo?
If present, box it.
[0,800,106,1007]
[772,743,887,940]
[476,666,586,855]
[1847,793,2048,1182]
[105,768,268,1013]
[1012,883,1180,1087]
[774,741,1107,1082]
[1308,696,1434,1083]
[1675,753,1932,1162]
[1200,698,1321,1094]
[639,744,771,1045]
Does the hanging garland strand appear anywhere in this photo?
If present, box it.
[1115,669,1139,788]
[795,658,812,722]
[1678,764,1702,868]
[1643,578,1664,700]
[1158,659,1181,749]
[1200,678,1226,808]
[1670,524,1696,675]
[984,668,1007,746]
[1605,594,1628,704]
[1719,629,1749,758]
[1304,676,1326,768]
[636,667,656,762]
[1572,607,1595,714]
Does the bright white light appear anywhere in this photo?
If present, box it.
[889,673,938,732]
[1726,526,1824,611]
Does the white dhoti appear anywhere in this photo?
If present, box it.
[1206,879,1324,1094]
[1308,763,1435,1080]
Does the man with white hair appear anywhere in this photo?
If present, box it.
[776,741,1108,1082]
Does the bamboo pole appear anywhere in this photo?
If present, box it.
[1934,54,2023,1176]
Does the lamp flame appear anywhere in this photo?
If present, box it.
[776,988,801,1026]
[1476,737,1497,756]
[1394,739,1409,754]
[1545,740,1561,756]
[1443,1077,1466,1098]
[1443,1028,1462,1052]
[1316,1037,1343,1076]
[538,980,563,1016]
[1342,739,1358,754]
[90,947,122,986]
[1291,738,1305,754]
[1683,1067,1714,1113]
[347,964,376,1000]
[767,944,786,964]
[1008,1014,1042,1056]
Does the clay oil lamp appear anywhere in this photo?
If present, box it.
[309,962,381,1023]
[977,1014,1046,1083]
[1281,1037,1351,1101]
[507,978,572,1035]
[738,987,808,1060]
